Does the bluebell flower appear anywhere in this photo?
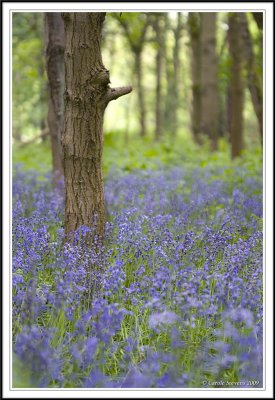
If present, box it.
[149,310,179,329]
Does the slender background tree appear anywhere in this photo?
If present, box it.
[188,12,202,144]
[44,12,65,179]
[170,12,183,138]
[200,12,219,150]
[228,12,244,159]
[239,12,263,146]
[151,13,165,141]
[114,13,149,137]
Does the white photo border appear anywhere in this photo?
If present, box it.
[3,2,273,399]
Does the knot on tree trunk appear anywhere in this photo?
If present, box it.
[90,69,110,86]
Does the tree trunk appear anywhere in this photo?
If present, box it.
[44,12,65,180]
[200,12,219,150]
[171,12,182,138]
[252,12,263,30]
[239,12,263,146]
[226,84,232,141]
[39,119,48,143]
[228,13,244,159]
[114,14,148,138]
[154,15,164,141]
[163,13,172,135]
[134,51,146,137]
[188,12,202,144]
[217,32,229,139]
[62,12,132,238]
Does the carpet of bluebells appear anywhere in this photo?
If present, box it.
[12,164,263,388]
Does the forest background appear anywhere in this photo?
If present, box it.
[2,1,274,397]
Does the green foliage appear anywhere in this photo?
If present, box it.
[187,12,200,39]
[12,354,32,388]
[12,12,47,141]
[13,131,262,179]
[110,12,149,49]
[13,140,52,173]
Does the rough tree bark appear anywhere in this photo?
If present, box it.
[200,12,219,150]
[239,12,263,146]
[44,12,65,179]
[228,13,244,159]
[188,12,202,144]
[62,12,132,238]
